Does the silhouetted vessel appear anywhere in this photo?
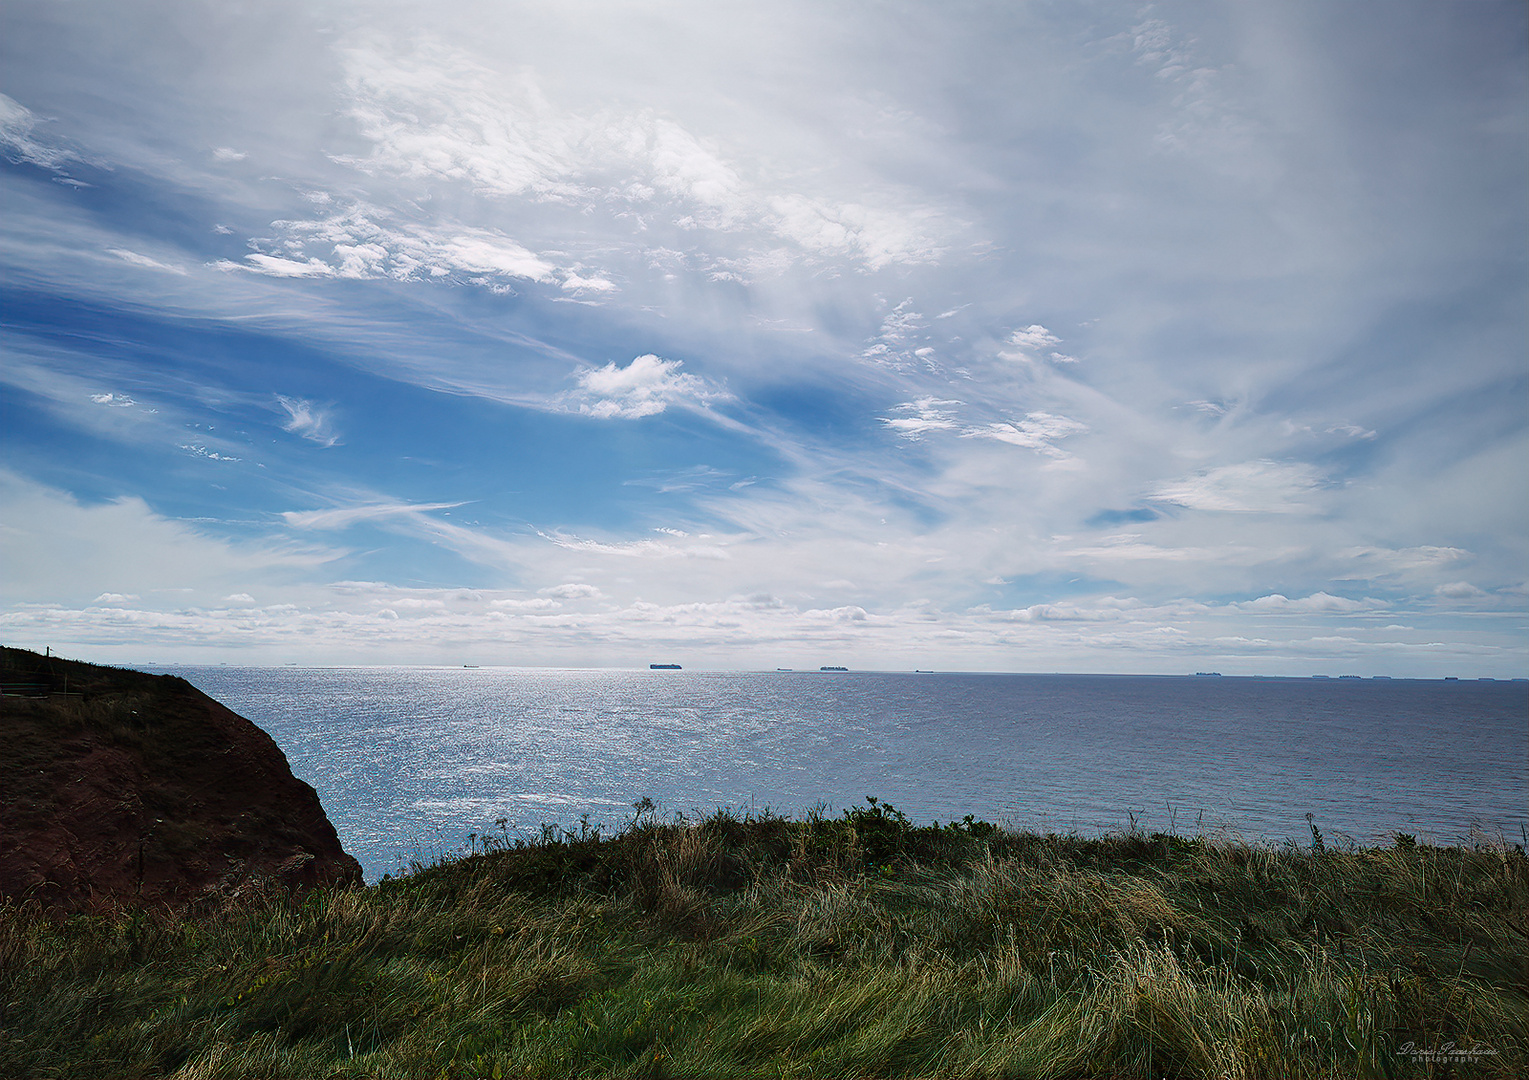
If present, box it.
[820,666,848,672]
[649,663,681,670]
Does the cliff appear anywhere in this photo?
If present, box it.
[1,646,362,912]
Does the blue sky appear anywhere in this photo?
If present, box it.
[2,1,1525,674]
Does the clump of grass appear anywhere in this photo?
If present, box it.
[2,800,1525,1078]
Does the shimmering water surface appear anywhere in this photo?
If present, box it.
[164,667,1527,882]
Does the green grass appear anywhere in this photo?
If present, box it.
[2,800,1525,1078]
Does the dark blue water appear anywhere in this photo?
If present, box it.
[163,667,1528,882]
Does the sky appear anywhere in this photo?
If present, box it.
[1,1,1525,675]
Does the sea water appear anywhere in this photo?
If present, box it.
[163,667,1527,883]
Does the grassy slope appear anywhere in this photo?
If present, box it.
[1,802,1525,1079]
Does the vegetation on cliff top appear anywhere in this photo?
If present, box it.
[2,798,1525,1078]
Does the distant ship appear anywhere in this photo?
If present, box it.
[650,663,682,670]
[820,666,848,672]
[1194,672,1222,677]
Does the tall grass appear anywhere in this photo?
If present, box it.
[2,801,1524,1078]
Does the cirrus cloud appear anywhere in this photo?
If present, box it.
[277,396,340,447]
[332,36,946,273]
[1147,461,1325,514]
[0,92,77,170]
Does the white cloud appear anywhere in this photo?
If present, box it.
[1147,461,1324,513]
[765,192,938,269]
[337,38,585,200]
[541,530,731,560]
[0,471,340,611]
[277,396,340,447]
[540,583,603,600]
[491,597,562,611]
[881,397,960,439]
[212,146,246,162]
[861,299,927,369]
[1335,546,1472,574]
[107,248,188,275]
[282,500,463,531]
[1435,581,1487,600]
[179,444,240,462]
[332,37,944,273]
[803,604,869,623]
[438,233,555,281]
[999,325,1080,365]
[224,206,559,289]
[0,93,77,170]
[90,392,136,407]
[1124,13,1251,164]
[91,593,139,604]
[625,467,728,494]
[962,412,1088,457]
[559,270,616,293]
[1236,592,1385,614]
[385,596,446,611]
[986,601,1122,623]
[1062,536,1236,563]
[572,354,726,420]
[224,593,256,603]
[883,402,1088,455]
[1007,324,1060,353]
[232,254,336,278]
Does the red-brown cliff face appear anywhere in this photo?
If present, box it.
[2,647,362,912]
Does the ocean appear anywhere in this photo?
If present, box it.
[163,667,1528,883]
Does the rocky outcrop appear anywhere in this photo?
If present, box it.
[1,646,362,912]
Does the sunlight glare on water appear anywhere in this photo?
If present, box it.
[165,667,1528,882]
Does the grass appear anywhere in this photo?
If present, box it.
[2,800,1525,1078]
